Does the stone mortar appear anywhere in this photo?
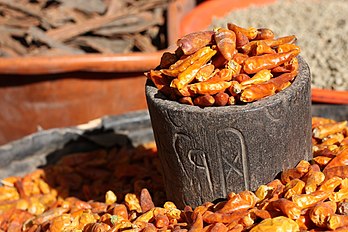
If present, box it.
[145,56,312,208]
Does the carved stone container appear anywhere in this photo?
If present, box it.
[145,56,312,208]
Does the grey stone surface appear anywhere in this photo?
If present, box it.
[145,56,312,208]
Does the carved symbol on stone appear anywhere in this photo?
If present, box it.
[188,150,213,193]
[217,128,249,196]
[173,133,214,196]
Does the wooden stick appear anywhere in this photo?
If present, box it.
[27,26,84,54]
[0,0,50,27]
[46,1,167,42]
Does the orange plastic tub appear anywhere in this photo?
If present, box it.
[0,0,196,145]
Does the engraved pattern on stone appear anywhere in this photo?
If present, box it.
[217,128,249,194]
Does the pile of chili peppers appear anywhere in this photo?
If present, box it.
[146,23,300,107]
[0,117,347,231]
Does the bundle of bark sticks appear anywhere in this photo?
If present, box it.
[0,0,170,57]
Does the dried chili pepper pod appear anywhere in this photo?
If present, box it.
[249,216,300,232]
[309,201,337,228]
[162,46,213,77]
[303,168,325,194]
[325,166,348,181]
[240,40,258,55]
[227,23,258,40]
[284,180,305,200]
[145,70,175,98]
[234,74,250,83]
[235,30,249,49]
[267,71,298,92]
[214,27,237,61]
[213,92,229,106]
[255,28,275,40]
[254,41,276,56]
[292,190,330,209]
[226,59,241,77]
[178,96,194,105]
[188,81,232,95]
[160,52,179,69]
[271,65,291,74]
[211,51,228,68]
[313,121,347,140]
[193,94,215,107]
[188,212,204,231]
[195,64,215,82]
[264,35,297,48]
[255,185,274,202]
[243,49,300,74]
[217,191,258,214]
[313,156,332,169]
[177,31,214,55]
[202,210,249,224]
[327,214,348,230]
[267,198,301,220]
[232,53,249,65]
[312,117,337,128]
[171,48,217,89]
[240,69,273,87]
[208,222,228,232]
[206,68,234,83]
[277,43,301,53]
[240,82,276,102]
[324,148,348,171]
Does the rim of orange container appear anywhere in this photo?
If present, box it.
[179,0,348,104]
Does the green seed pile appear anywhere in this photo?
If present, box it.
[210,0,348,91]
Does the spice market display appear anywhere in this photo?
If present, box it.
[146,23,300,107]
[0,117,347,231]
[0,2,347,231]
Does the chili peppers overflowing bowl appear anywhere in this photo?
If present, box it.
[146,23,301,107]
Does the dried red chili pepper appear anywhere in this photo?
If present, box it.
[214,28,237,61]
[232,53,249,65]
[240,82,276,103]
[235,30,249,48]
[255,28,275,40]
[171,48,217,89]
[193,94,215,107]
[214,92,229,106]
[160,52,178,69]
[267,198,301,220]
[309,201,337,228]
[189,81,232,96]
[203,210,248,224]
[243,49,300,74]
[177,31,214,55]
[227,23,258,40]
[195,64,215,82]
[178,96,194,105]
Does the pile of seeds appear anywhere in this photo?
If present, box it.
[1,117,348,231]
[211,0,348,91]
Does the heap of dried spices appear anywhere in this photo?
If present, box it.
[146,23,301,107]
[0,0,170,57]
[0,117,348,231]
